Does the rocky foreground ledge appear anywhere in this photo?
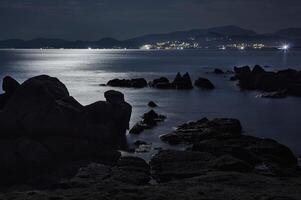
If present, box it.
[0,75,301,200]
[1,117,301,200]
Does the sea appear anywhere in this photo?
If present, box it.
[1,49,301,159]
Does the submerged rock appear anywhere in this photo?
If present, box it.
[194,77,215,89]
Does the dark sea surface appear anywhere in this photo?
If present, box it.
[1,49,301,159]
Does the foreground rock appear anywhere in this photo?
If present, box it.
[0,76,20,109]
[130,110,166,134]
[0,75,132,185]
[233,65,301,97]
[2,118,301,199]
[194,77,215,89]
[107,78,148,88]
[159,118,298,180]
[149,72,193,90]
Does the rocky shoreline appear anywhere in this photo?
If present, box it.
[0,75,301,200]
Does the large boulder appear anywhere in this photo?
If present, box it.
[0,75,87,138]
[194,77,215,89]
[0,140,19,185]
[2,76,20,95]
[0,76,20,109]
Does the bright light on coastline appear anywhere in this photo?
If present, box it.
[279,44,289,51]
[88,47,92,50]
[282,44,289,50]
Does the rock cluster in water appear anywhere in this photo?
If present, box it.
[159,117,298,181]
[233,65,301,97]
[129,109,166,134]
[0,75,132,185]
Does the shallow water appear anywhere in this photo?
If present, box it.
[1,49,301,159]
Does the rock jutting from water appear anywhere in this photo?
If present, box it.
[0,75,132,185]
[194,77,215,89]
[129,109,166,134]
[148,101,158,107]
[149,72,193,90]
[233,65,301,97]
[107,78,148,88]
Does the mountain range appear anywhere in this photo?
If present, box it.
[1,26,301,49]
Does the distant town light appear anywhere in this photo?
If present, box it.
[281,44,289,50]
[88,47,92,50]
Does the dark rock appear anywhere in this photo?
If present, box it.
[0,75,131,186]
[2,76,20,95]
[129,122,146,134]
[0,140,19,185]
[111,156,150,185]
[84,97,132,134]
[230,76,238,81]
[172,72,193,89]
[16,138,52,170]
[0,75,86,138]
[210,155,253,172]
[214,68,224,74]
[107,78,147,88]
[161,118,241,144]
[150,150,213,182]
[104,90,124,104]
[194,77,215,89]
[0,93,9,109]
[149,77,171,88]
[259,90,288,98]
[133,140,148,146]
[130,110,166,134]
[148,101,158,107]
[252,65,266,74]
[234,66,301,97]
[0,76,20,109]
[234,66,251,74]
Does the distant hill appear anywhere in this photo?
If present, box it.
[0,26,301,49]
[275,28,301,39]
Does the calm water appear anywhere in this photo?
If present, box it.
[1,49,301,159]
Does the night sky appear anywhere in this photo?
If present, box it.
[1,0,301,40]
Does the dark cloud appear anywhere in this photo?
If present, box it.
[0,0,301,40]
